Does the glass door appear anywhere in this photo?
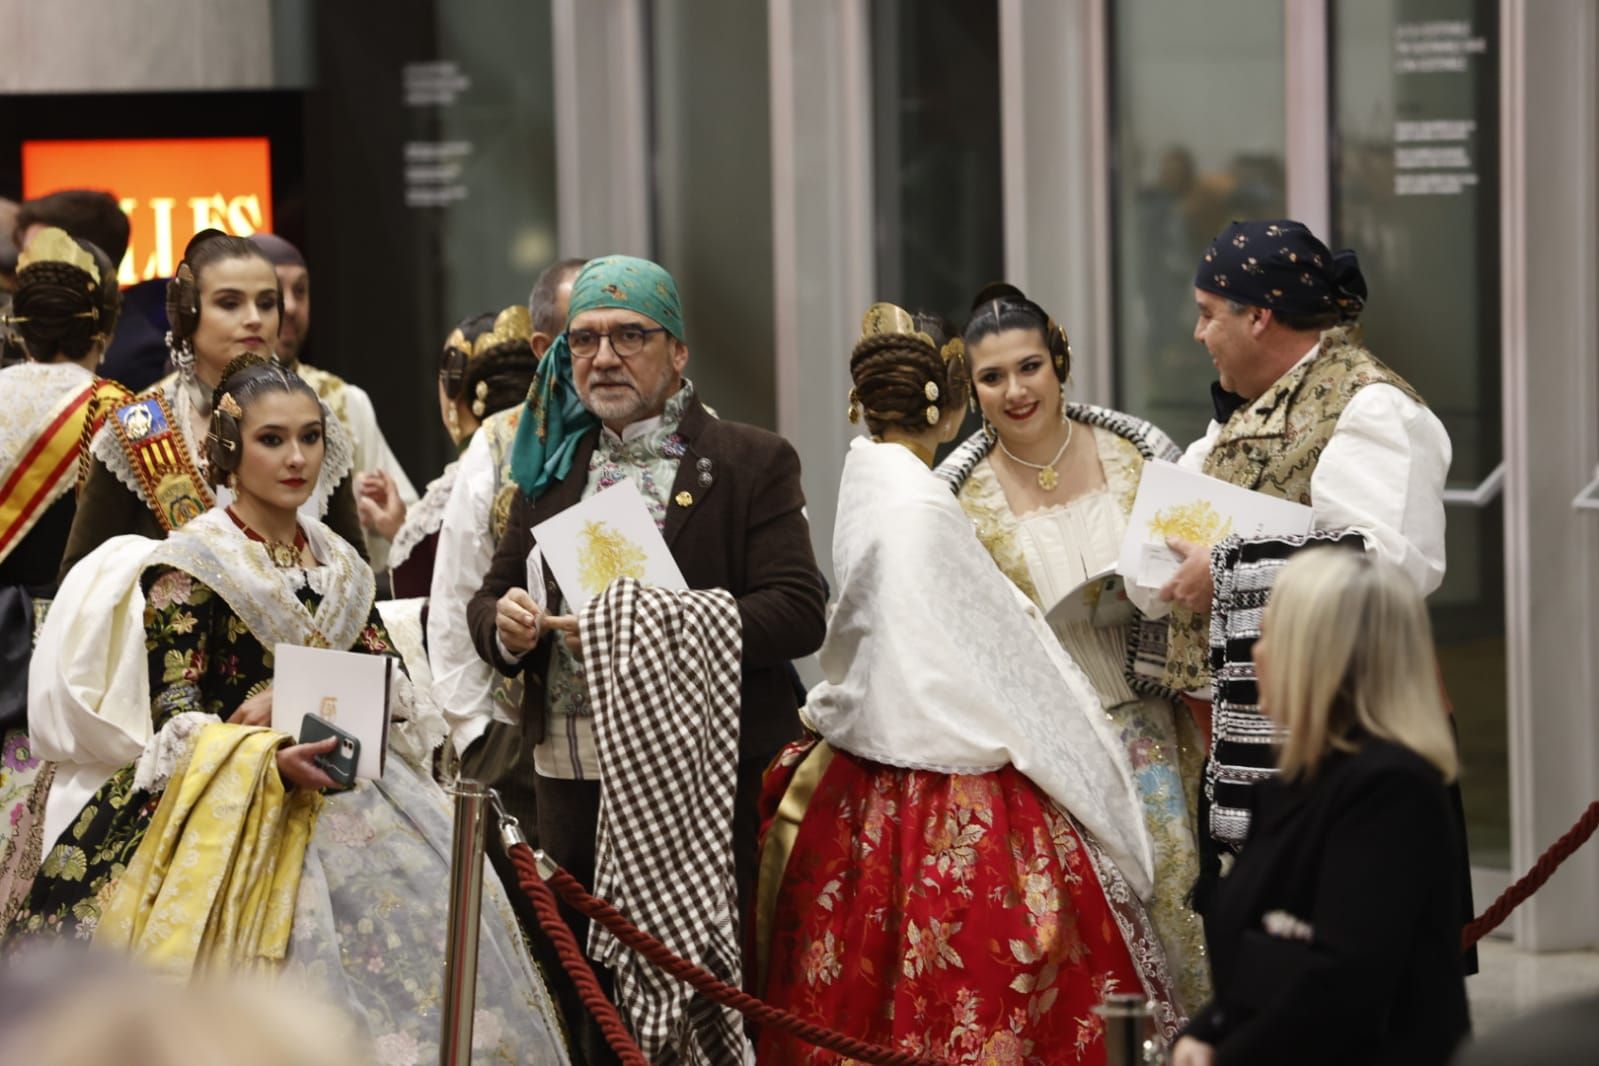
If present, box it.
[1330,0,1506,867]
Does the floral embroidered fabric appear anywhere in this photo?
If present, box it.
[758,743,1147,1064]
[4,564,568,1062]
[956,422,1213,1017]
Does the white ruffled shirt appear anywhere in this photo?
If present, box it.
[428,423,513,757]
[1178,342,1452,596]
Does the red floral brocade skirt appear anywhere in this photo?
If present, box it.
[755,742,1144,1066]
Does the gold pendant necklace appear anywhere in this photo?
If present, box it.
[997,420,1073,491]
[226,507,308,568]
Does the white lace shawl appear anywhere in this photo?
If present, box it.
[388,459,458,570]
[804,437,1156,898]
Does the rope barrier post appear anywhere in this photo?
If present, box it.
[439,778,491,1066]
[1093,994,1159,1066]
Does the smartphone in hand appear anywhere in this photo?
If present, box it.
[299,712,361,789]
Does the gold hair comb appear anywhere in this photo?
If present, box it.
[218,392,243,418]
[17,227,101,284]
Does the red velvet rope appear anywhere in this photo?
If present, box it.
[506,843,947,1066]
[1462,800,1599,950]
[511,845,650,1065]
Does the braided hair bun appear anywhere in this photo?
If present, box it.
[10,231,121,362]
[848,305,969,437]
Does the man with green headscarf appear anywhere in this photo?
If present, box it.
[466,255,826,1063]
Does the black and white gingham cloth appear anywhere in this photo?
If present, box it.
[580,577,747,1065]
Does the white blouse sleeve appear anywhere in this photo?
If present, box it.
[1308,384,1452,595]
[426,429,508,757]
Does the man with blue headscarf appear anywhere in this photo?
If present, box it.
[466,255,826,1063]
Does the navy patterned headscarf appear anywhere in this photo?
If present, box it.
[1194,219,1367,321]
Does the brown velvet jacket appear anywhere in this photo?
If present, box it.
[467,397,826,759]
[58,453,368,580]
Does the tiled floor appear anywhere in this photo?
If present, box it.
[1467,937,1599,1034]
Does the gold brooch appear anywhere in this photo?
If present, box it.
[674,491,693,508]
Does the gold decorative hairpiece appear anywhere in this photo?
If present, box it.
[218,392,243,419]
[448,304,534,362]
[860,302,935,350]
[17,227,101,284]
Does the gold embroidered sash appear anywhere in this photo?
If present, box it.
[106,393,213,532]
[0,378,128,563]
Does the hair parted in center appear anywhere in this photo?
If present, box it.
[204,353,322,485]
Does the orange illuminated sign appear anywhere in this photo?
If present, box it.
[22,137,273,286]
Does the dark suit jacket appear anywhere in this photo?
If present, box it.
[1183,738,1471,1066]
[467,397,826,758]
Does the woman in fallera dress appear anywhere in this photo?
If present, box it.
[936,285,1211,1016]
[0,229,130,925]
[755,304,1178,1065]
[58,228,366,578]
[9,356,568,1064]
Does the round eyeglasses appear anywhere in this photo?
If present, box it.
[567,325,669,360]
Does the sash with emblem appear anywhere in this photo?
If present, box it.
[0,378,129,564]
[106,394,214,533]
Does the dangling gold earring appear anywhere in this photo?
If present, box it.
[226,471,238,490]
[444,403,462,443]
[982,418,997,443]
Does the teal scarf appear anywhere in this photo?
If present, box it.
[508,255,686,498]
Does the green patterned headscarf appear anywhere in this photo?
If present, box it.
[508,255,686,498]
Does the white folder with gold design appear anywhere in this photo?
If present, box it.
[271,643,394,779]
[1117,460,1314,592]
[532,480,687,612]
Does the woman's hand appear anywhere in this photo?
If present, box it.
[1171,1035,1217,1066]
[356,469,406,540]
[276,737,341,791]
[228,687,273,727]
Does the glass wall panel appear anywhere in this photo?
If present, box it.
[651,0,776,428]
[870,0,1003,327]
[1110,0,1287,447]
[436,1,560,332]
[1332,0,1505,867]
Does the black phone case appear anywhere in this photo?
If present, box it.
[299,712,360,788]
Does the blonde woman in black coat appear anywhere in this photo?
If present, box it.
[1173,547,1470,1066]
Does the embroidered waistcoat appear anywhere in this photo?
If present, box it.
[1163,327,1426,692]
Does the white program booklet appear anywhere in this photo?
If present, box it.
[271,643,394,779]
[1117,460,1314,591]
[531,480,686,612]
[1046,566,1137,630]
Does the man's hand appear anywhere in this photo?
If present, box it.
[544,614,580,660]
[228,687,273,727]
[1171,1036,1217,1066]
[276,736,341,791]
[496,588,543,657]
[356,469,406,541]
[1158,537,1215,613]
